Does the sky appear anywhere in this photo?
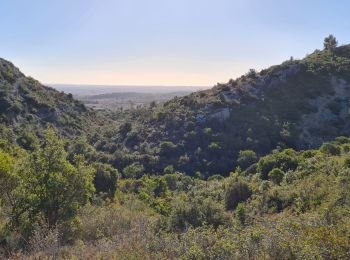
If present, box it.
[1,0,350,86]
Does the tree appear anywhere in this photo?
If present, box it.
[324,34,338,52]
[1,128,95,231]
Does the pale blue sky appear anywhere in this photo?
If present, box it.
[1,0,349,86]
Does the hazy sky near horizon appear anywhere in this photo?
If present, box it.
[1,0,350,86]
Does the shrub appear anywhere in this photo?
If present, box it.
[268,168,284,185]
[335,136,350,145]
[225,180,252,210]
[163,165,174,175]
[342,144,350,153]
[169,198,226,231]
[344,158,350,168]
[208,174,224,181]
[235,203,246,224]
[159,141,178,158]
[93,163,119,198]
[237,150,258,170]
[123,163,145,179]
[164,173,179,191]
[257,149,299,179]
[320,143,341,156]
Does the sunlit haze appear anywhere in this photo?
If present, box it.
[1,0,350,86]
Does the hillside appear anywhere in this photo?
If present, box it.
[0,58,109,146]
[91,45,350,177]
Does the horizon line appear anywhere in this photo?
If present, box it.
[47,83,211,88]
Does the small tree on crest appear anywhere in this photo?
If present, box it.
[324,34,338,52]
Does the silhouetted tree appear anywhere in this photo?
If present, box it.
[324,34,338,52]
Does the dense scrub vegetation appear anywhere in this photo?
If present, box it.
[1,38,350,258]
[1,130,350,259]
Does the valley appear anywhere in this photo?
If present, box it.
[1,40,350,259]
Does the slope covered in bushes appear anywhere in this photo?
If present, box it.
[1,132,350,259]
[91,45,350,177]
[0,58,108,145]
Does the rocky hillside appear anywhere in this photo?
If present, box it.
[92,45,350,177]
[0,58,106,145]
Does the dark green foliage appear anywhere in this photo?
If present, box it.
[123,162,145,179]
[118,122,132,137]
[225,180,252,210]
[235,203,246,224]
[327,98,343,115]
[237,150,258,170]
[257,149,299,179]
[163,173,179,190]
[335,136,350,144]
[320,142,341,156]
[163,165,174,175]
[169,198,226,231]
[93,163,119,198]
[207,174,224,181]
[344,158,350,168]
[268,168,284,185]
[159,141,178,158]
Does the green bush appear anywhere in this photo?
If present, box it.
[93,163,119,198]
[169,198,226,231]
[268,168,284,185]
[225,180,252,210]
[237,150,258,170]
[320,143,341,156]
[123,162,145,179]
[257,149,299,179]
